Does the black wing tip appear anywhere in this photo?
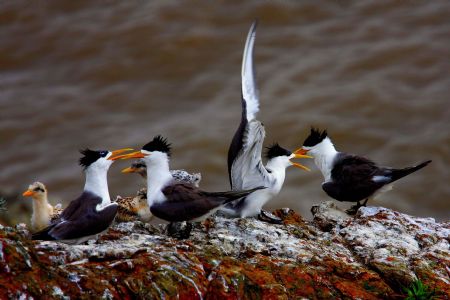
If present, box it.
[32,229,56,241]
[418,160,432,168]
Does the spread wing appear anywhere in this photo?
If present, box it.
[32,192,118,240]
[230,120,270,190]
[228,22,269,190]
[242,20,259,121]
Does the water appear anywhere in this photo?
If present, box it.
[0,1,449,225]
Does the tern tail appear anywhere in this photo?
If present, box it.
[390,160,432,182]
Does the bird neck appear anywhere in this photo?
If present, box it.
[84,166,111,208]
[312,138,338,181]
[31,195,53,230]
[265,158,288,193]
[145,157,173,206]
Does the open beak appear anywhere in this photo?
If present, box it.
[294,148,309,156]
[290,148,312,171]
[290,161,310,171]
[114,150,148,160]
[121,166,137,174]
[22,189,34,197]
[108,148,134,161]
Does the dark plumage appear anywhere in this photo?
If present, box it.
[324,154,431,204]
[265,143,292,159]
[79,149,108,169]
[32,191,118,241]
[142,135,171,156]
[150,183,265,222]
[227,97,248,187]
[303,128,328,147]
[298,128,432,213]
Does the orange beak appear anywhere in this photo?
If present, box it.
[108,148,134,160]
[22,189,34,197]
[294,148,309,156]
[290,162,311,171]
[289,148,312,171]
[121,166,137,174]
[114,150,148,160]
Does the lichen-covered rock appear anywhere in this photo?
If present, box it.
[0,203,448,299]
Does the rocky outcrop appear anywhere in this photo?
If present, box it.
[0,202,448,299]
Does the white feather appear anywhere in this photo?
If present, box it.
[242,21,259,122]
[372,175,391,183]
[83,155,113,211]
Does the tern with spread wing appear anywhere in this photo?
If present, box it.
[221,21,311,223]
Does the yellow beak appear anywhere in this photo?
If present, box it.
[114,150,148,160]
[289,148,312,171]
[290,161,311,171]
[22,189,34,197]
[121,166,137,174]
[108,148,134,160]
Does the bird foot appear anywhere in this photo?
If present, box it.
[345,206,359,215]
[167,222,193,240]
[258,210,283,224]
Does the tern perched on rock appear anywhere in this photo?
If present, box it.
[116,136,266,226]
[32,148,132,244]
[296,128,432,213]
[221,21,311,223]
[22,182,62,231]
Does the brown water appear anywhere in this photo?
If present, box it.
[1,1,449,225]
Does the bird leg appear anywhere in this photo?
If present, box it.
[258,210,283,224]
[167,221,193,240]
[346,199,368,215]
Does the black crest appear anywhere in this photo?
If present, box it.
[303,128,328,147]
[142,135,172,156]
[79,149,108,169]
[265,143,292,159]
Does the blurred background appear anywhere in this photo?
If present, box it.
[0,1,449,227]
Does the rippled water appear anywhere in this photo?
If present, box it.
[1,1,449,225]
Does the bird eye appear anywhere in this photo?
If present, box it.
[100,151,108,157]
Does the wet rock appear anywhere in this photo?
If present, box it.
[0,203,448,299]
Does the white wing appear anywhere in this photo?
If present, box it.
[242,21,259,122]
[231,120,271,190]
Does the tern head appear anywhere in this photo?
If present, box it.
[79,148,133,171]
[265,143,311,171]
[23,182,47,201]
[115,135,171,166]
[121,160,147,179]
[295,128,331,157]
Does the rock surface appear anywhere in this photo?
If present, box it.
[0,201,448,299]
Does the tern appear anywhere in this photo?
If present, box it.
[222,21,311,223]
[32,148,132,244]
[116,136,266,225]
[296,128,432,213]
